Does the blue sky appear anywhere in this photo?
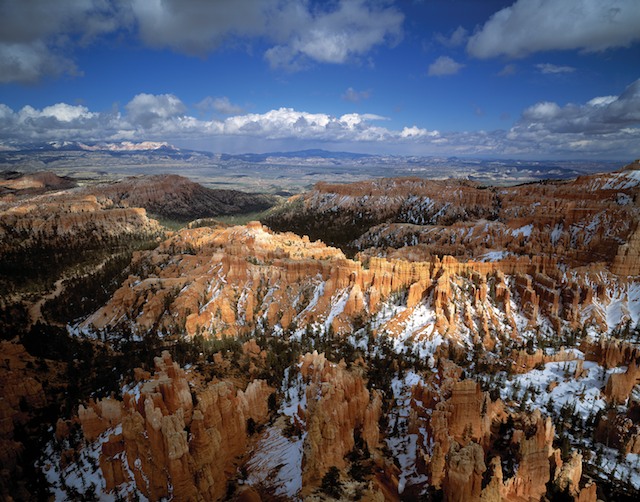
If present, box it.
[0,0,639,159]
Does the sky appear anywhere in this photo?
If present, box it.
[0,0,639,160]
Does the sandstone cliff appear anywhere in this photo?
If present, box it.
[80,174,276,220]
[267,165,640,275]
[90,351,273,500]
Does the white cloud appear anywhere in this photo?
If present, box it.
[0,0,124,83]
[130,0,403,68]
[518,79,640,134]
[497,64,517,77]
[130,0,268,56]
[125,93,187,129]
[0,42,78,84]
[427,56,464,76]
[264,0,404,69]
[40,103,96,122]
[0,84,638,159]
[522,102,561,120]
[0,0,403,83]
[342,87,372,102]
[435,26,468,48]
[400,126,439,139]
[468,0,640,59]
[196,96,245,115]
[587,96,617,107]
[218,108,393,142]
[536,63,576,74]
[504,79,640,156]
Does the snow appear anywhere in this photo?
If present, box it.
[386,371,429,494]
[280,366,308,418]
[512,224,533,238]
[587,446,640,491]
[41,425,147,501]
[479,250,510,262]
[606,288,626,332]
[245,427,304,499]
[627,283,640,325]
[550,224,563,245]
[500,358,609,422]
[296,277,324,319]
[324,288,349,331]
[392,304,437,342]
[602,170,640,190]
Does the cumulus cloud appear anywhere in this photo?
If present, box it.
[0,0,404,83]
[218,109,395,142]
[497,64,517,77]
[468,0,640,59]
[130,0,268,56]
[427,56,464,76]
[1,84,638,159]
[0,93,439,147]
[125,93,187,129]
[264,0,404,69]
[0,0,123,83]
[504,78,640,156]
[435,26,468,48]
[342,87,372,102]
[517,79,640,134]
[196,96,245,115]
[536,63,576,74]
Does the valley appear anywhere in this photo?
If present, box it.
[0,160,639,501]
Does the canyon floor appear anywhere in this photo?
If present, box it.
[1,161,639,501]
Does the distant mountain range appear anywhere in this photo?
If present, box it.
[220,149,373,162]
[0,141,626,167]
[0,141,625,194]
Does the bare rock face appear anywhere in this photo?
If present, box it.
[0,192,161,257]
[0,171,76,195]
[413,376,593,502]
[83,219,634,353]
[502,411,555,502]
[78,398,122,441]
[299,352,381,489]
[443,442,486,502]
[605,362,640,404]
[585,338,640,404]
[554,451,583,497]
[426,380,498,490]
[95,351,273,500]
[269,166,640,274]
[0,342,49,499]
[81,174,275,220]
[594,408,640,454]
[612,224,640,276]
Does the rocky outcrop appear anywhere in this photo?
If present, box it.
[96,351,274,500]
[604,362,640,404]
[268,165,640,272]
[554,451,583,497]
[413,378,594,502]
[0,171,76,195]
[299,352,382,489]
[594,408,640,454]
[83,220,634,347]
[503,412,555,502]
[0,193,161,254]
[78,398,123,441]
[81,174,276,220]
[0,342,49,500]
[443,442,486,502]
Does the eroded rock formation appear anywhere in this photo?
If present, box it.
[299,351,382,488]
[94,351,273,500]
